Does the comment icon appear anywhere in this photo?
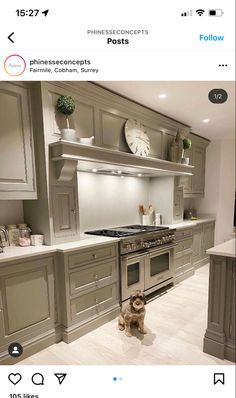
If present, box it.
[31,373,44,385]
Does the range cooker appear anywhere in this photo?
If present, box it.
[86,225,176,301]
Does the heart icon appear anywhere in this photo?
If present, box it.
[8,373,22,385]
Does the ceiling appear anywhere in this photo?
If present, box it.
[96,81,235,140]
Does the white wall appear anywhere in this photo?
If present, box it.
[78,172,150,231]
[0,201,24,226]
[194,138,235,244]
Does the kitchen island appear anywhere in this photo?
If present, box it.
[203,239,235,362]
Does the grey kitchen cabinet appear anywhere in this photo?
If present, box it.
[57,242,120,343]
[0,82,37,200]
[179,133,209,198]
[174,227,194,283]
[51,185,79,239]
[173,184,184,221]
[193,221,215,269]
[0,254,58,364]
[224,259,236,361]
[193,225,202,264]
[204,256,236,362]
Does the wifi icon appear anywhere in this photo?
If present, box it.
[196,9,205,16]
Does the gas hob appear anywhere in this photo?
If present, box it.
[85,224,176,254]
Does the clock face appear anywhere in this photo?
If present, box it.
[125,119,150,157]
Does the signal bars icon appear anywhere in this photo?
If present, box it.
[181,10,192,17]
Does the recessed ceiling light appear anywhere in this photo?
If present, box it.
[137,173,142,177]
[203,119,210,123]
[92,168,97,172]
[117,170,122,174]
[158,94,167,99]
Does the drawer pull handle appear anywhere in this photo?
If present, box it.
[95,298,99,305]
[94,274,98,281]
[92,254,97,259]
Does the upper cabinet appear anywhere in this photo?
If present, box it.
[179,133,209,198]
[0,82,37,200]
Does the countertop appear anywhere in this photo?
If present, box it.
[0,235,120,264]
[0,217,215,264]
[163,217,216,230]
[207,238,235,258]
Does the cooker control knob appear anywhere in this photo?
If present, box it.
[131,243,137,250]
[142,242,148,248]
[124,243,131,251]
[157,239,162,244]
[162,236,166,242]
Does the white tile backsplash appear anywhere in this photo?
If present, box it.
[78,172,150,231]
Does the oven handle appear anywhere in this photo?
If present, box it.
[146,242,177,254]
[121,252,146,262]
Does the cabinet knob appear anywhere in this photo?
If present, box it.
[71,209,76,214]
[92,253,97,259]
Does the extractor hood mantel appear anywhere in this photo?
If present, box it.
[50,141,194,182]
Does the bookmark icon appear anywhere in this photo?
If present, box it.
[54,373,67,385]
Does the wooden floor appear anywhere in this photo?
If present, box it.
[19,265,232,365]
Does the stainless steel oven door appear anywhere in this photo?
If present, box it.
[144,244,175,290]
[121,252,145,301]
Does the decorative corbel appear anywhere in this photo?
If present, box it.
[55,159,77,181]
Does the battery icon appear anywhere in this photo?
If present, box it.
[209,9,224,16]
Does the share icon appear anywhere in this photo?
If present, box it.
[54,373,67,385]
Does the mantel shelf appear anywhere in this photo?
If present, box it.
[50,140,194,181]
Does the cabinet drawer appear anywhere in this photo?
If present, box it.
[175,238,193,255]
[68,244,117,269]
[69,259,117,296]
[175,254,192,270]
[175,228,193,240]
[70,283,118,324]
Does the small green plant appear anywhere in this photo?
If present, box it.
[182,138,192,157]
[56,95,75,129]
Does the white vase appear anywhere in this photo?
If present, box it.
[61,129,76,142]
[181,157,190,165]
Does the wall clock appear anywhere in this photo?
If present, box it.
[124,119,150,157]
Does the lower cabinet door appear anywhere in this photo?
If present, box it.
[193,225,203,264]
[0,256,55,347]
[202,222,215,257]
[70,283,118,324]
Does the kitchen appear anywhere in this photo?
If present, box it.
[0,80,235,365]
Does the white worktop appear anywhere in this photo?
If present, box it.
[206,238,235,258]
[163,217,215,230]
[0,235,119,264]
[0,217,215,264]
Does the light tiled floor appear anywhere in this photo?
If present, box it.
[19,265,232,365]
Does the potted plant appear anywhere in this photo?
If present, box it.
[56,95,76,141]
[181,137,192,164]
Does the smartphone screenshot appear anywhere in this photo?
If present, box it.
[0,1,235,397]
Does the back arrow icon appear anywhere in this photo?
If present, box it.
[8,32,14,43]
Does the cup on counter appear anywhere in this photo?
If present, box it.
[31,234,44,246]
[141,214,154,225]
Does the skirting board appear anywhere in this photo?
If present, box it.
[203,336,235,363]
[62,307,120,343]
[0,326,62,365]
[174,268,194,284]
[194,256,209,270]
